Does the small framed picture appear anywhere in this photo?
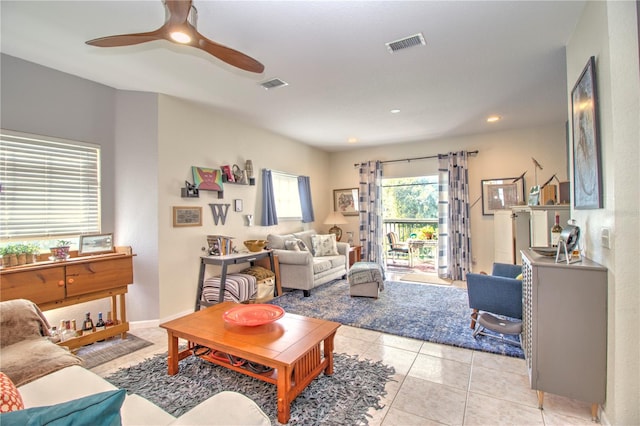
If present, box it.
[481,178,525,215]
[79,233,114,255]
[333,188,359,216]
[173,206,202,227]
[234,199,243,212]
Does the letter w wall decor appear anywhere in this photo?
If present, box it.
[209,203,230,225]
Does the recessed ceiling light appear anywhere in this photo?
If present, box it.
[390,109,401,114]
[347,137,358,144]
[487,115,501,123]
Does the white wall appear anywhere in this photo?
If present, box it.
[329,123,569,273]
[156,95,331,318]
[114,91,160,321]
[566,1,640,424]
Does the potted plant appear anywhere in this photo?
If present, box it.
[15,244,28,265]
[50,240,72,261]
[25,243,40,264]
[419,225,436,240]
[1,245,18,267]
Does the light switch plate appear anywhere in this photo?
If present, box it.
[601,227,610,249]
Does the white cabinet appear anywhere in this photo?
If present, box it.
[494,205,570,264]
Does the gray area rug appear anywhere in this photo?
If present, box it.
[270,280,524,358]
[75,334,153,369]
[105,352,395,425]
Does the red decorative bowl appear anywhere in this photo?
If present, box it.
[223,304,285,326]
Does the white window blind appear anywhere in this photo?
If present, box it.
[0,130,101,239]
[271,171,302,220]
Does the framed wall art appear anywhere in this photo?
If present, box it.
[571,56,603,209]
[79,233,114,255]
[333,188,359,216]
[191,166,223,191]
[481,178,525,215]
[173,206,202,227]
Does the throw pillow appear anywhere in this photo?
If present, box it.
[0,372,23,413]
[0,389,125,426]
[296,239,309,252]
[284,240,301,251]
[311,234,339,257]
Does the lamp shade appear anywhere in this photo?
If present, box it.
[323,211,347,225]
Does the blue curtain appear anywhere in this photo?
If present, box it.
[261,169,278,226]
[297,176,315,223]
[438,151,472,280]
[358,161,384,263]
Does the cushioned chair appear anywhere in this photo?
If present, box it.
[466,263,523,346]
[386,232,409,265]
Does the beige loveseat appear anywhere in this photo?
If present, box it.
[267,230,349,296]
[0,299,270,425]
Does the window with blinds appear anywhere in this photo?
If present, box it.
[0,130,101,240]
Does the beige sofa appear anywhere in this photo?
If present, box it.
[267,230,349,296]
[0,299,270,425]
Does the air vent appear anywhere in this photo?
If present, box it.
[385,33,426,53]
[259,78,289,90]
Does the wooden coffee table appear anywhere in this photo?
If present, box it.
[159,302,340,424]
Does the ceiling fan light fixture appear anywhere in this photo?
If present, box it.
[170,31,191,44]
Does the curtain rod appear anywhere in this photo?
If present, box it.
[353,150,478,168]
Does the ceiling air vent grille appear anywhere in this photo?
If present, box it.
[385,33,426,53]
[259,78,289,90]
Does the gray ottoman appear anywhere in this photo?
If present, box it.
[348,262,385,298]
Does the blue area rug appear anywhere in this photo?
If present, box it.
[270,280,523,358]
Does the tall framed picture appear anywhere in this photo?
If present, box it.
[481,178,525,215]
[333,188,359,216]
[571,56,603,209]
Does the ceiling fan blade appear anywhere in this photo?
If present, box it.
[197,35,264,73]
[86,30,163,48]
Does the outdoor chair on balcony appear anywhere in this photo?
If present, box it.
[386,232,410,266]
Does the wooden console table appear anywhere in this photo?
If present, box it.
[0,251,135,349]
[195,250,279,311]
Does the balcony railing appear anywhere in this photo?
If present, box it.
[383,219,438,241]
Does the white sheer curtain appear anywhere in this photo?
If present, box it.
[437,152,472,280]
[358,161,384,263]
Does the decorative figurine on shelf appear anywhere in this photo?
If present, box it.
[181,180,199,198]
[232,164,243,183]
[245,160,253,178]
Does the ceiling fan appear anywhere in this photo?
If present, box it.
[85,0,264,73]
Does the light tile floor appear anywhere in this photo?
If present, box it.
[90,276,597,425]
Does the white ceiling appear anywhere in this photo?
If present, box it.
[0,1,585,152]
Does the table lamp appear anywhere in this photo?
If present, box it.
[324,211,348,241]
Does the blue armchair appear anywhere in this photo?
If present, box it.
[466,263,522,334]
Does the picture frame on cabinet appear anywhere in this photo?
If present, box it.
[481,178,525,215]
[79,233,114,255]
[172,206,202,227]
[571,56,603,209]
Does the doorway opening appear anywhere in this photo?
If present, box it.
[382,175,438,279]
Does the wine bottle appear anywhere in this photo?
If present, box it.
[105,311,114,328]
[550,211,563,247]
[82,312,94,335]
[95,312,106,341]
